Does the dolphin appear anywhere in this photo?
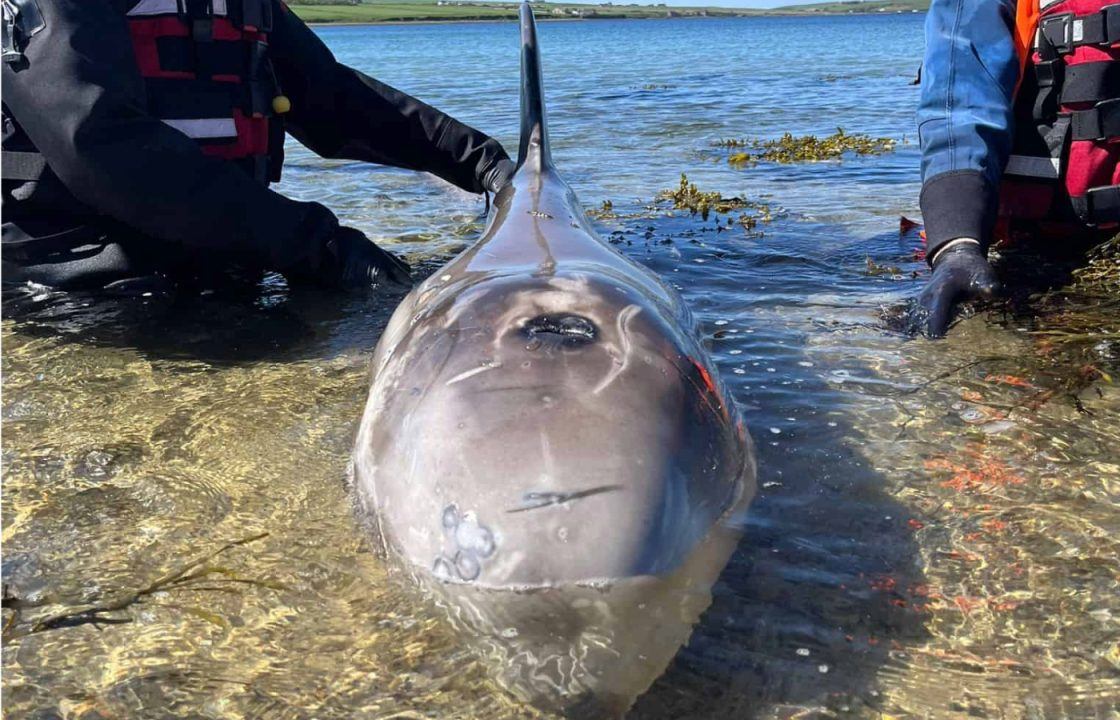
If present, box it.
[351,4,757,716]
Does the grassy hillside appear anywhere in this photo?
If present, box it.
[289,1,766,24]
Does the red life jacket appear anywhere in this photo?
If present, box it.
[999,0,1120,229]
[125,0,287,184]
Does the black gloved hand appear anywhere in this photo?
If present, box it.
[914,240,1000,338]
[481,158,517,194]
[321,226,412,291]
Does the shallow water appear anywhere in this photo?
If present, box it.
[3,14,1119,720]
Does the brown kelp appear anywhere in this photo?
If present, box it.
[656,173,774,230]
[714,128,897,166]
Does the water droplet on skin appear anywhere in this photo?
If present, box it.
[442,505,459,530]
[714,320,729,326]
[501,627,519,638]
[522,361,531,369]
[818,664,830,674]
[455,520,495,557]
[455,551,480,581]
[798,361,814,367]
[796,648,811,656]
[729,349,742,355]
[433,557,455,580]
[769,428,781,434]
[734,368,746,375]
[557,526,569,542]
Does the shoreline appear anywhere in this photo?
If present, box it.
[304,10,924,27]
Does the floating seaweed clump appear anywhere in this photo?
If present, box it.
[586,199,617,220]
[714,128,898,165]
[656,173,774,228]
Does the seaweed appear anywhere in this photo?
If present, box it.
[586,199,617,220]
[714,128,898,165]
[657,173,747,221]
[2,532,278,641]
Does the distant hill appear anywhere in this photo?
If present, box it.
[776,0,928,13]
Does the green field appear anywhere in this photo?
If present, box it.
[287,0,930,25]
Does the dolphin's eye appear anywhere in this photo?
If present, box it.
[521,313,598,346]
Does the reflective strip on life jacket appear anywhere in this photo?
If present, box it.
[126,0,282,183]
[162,117,238,139]
[127,0,230,16]
[1005,154,1062,178]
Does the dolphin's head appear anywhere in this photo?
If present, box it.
[351,268,754,717]
[354,269,751,589]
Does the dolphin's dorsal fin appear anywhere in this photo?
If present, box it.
[517,3,553,171]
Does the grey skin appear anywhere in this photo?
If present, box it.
[351,5,756,716]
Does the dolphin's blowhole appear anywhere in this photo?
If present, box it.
[520,313,598,347]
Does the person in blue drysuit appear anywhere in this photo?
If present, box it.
[914,0,1017,337]
[914,0,1120,337]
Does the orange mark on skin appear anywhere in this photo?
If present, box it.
[692,357,717,396]
[981,519,1009,533]
[688,356,730,422]
[960,389,984,403]
[907,518,925,530]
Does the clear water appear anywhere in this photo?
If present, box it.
[4,14,1118,719]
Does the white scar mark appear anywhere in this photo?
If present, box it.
[446,361,502,386]
[540,429,554,482]
[592,304,641,396]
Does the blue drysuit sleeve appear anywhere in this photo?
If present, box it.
[917,0,1021,256]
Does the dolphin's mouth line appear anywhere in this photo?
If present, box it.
[506,484,623,513]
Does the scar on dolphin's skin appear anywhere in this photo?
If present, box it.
[592,304,641,395]
[445,361,502,386]
[434,504,497,582]
[506,485,623,513]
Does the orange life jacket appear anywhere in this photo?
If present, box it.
[998,0,1120,229]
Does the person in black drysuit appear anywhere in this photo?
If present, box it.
[1,0,515,294]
